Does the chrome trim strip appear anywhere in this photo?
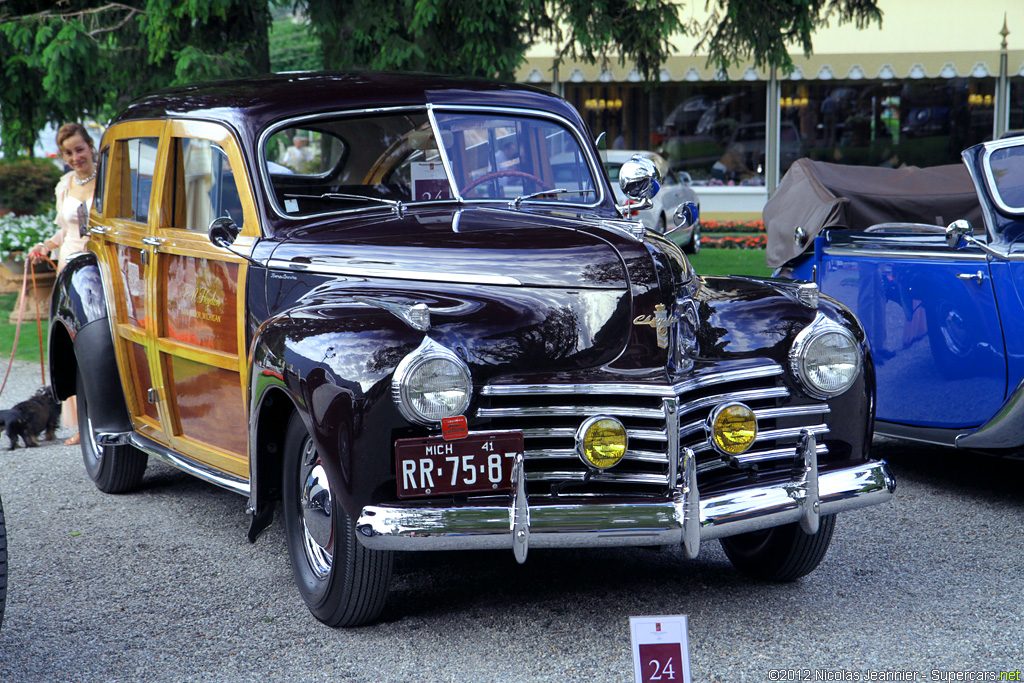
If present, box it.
[696,440,831,473]
[665,398,680,489]
[266,258,523,286]
[481,363,783,398]
[527,471,669,486]
[755,404,831,419]
[355,459,895,551]
[477,405,666,419]
[522,426,667,442]
[525,448,668,464]
[129,433,250,496]
[479,386,789,421]
[824,247,990,261]
[676,387,790,417]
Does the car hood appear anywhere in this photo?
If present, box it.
[266,206,664,290]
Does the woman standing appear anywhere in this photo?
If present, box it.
[28,122,98,446]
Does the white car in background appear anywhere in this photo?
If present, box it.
[602,149,701,253]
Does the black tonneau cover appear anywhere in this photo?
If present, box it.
[764,158,983,267]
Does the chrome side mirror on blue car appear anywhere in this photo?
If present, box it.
[945,219,974,250]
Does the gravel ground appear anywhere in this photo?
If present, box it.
[0,359,1021,682]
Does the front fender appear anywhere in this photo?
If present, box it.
[249,303,426,524]
[49,253,132,435]
[695,275,874,464]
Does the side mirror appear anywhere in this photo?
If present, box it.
[672,201,699,233]
[945,219,973,250]
[210,216,241,249]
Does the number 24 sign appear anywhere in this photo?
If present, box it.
[629,615,692,683]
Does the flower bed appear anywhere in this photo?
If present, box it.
[702,219,765,234]
[0,211,56,262]
[701,234,767,249]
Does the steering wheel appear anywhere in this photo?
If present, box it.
[460,170,548,196]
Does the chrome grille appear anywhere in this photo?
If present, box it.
[478,361,829,497]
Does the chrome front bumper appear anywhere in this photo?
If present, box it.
[355,433,896,562]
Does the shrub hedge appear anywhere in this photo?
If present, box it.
[0,158,63,215]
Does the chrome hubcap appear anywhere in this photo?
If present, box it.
[299,438,333,580]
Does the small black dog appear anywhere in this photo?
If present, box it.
[0,386,61,450]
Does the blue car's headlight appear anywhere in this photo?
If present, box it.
[790,316,861,399]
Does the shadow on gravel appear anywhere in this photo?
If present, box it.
[872,435,1024,502]
[382,543,755,624]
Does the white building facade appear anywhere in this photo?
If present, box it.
[517,2,1024,220]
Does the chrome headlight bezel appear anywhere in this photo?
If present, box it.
[790,314,862,399]
[392,337,472,426]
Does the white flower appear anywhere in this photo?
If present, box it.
[0,210,56,262]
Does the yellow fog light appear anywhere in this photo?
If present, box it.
[708,402,758,456]
[576,416,628,470]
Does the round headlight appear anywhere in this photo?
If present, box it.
[708,402,758,456]
[576,416,628,470]
[392,338,472,425]
[791,318,861,399]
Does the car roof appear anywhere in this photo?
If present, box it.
[111,71,581,145]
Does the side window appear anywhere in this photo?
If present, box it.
[95,146,108,214]
[987,144,1024,212]
[265,128,343,176]
[114,137,158,222]
[167,138,243,231]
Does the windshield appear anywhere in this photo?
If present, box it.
[263,109,599,216]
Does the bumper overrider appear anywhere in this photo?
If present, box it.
[356,431,896,562]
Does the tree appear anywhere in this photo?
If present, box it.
[692,0,884,74]
[0,0,882,156]
[301,0,882,82]
[0,1,271,158]
[302,0,684,82]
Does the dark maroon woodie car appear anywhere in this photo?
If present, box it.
[48,72,894,626]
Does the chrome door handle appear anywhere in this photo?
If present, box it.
[89,226,109,235]
[956,271,985,284]
[142,237,165,247]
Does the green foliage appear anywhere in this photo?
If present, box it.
[304,0,682,82]
[0,1,271,158]
[0,159,63,215]
[691,0,883,74]
[270,10,323,72]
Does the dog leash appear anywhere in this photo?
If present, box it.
[0,255,56,399]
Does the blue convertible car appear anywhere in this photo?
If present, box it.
[768,135,1024,453]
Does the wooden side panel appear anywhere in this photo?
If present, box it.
[166,356,247,457]
[161,254,238,355]
[115,244,148,329]
[130,342,159,422]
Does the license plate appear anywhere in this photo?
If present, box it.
[395,431,523,499]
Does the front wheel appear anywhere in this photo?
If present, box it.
[282,413,392,626]
[720,515,836,581]
[77,371,148,493]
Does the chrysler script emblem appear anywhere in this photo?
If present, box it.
[633,304,678,349]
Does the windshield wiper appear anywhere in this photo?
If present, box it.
[285,192,406,217]
[509,188,596,210]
